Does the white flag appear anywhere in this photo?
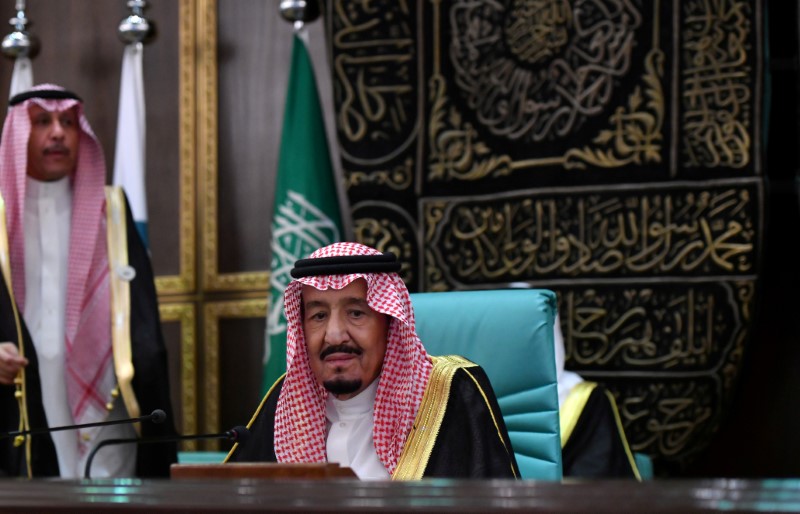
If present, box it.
[112,43,148,246]
[9,56,33,98]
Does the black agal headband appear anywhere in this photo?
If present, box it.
[9,89,82,106]
[290,252,401,278]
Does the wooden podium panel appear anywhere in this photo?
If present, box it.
[171,462,357,479]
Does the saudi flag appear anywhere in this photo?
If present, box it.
[262,32,343,393]
[9,56,33,98]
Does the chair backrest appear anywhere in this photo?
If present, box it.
[410,289,563,480]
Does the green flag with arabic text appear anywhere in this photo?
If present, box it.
[262,33,343,394]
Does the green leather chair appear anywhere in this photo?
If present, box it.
[410,289,563,480]
[177,451,227,464]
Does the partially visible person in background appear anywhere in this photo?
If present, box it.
[0,84,176,478]
[554,314,642,479]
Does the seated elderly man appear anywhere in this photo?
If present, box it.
[227,242,518,479]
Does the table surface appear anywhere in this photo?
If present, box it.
[0,478,799,513]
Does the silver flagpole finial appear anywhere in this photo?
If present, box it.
[279,0,321,28]
[1,1,39,59]
[118,0,155,44]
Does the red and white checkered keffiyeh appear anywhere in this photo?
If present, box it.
[274,242,433,475]
[0,84,114,451]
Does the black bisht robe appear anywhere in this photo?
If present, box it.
[229,361,519,479]
[0,191,177,478]
[561,385,640,479]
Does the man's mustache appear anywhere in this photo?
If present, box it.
[320,344,362,360]
[44,144,69,154]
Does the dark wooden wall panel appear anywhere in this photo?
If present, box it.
[216,0,287,274]
[141,1,181,278]
[162,321,184,427]
[214,0,335,276]
[218,317,265,436]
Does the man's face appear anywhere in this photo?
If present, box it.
[302,279,390,400]
[27,104,80,182]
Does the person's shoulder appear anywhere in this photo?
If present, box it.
[428,355,494,399]
[430,354,477,369]
[262,375,286,410]
[103,184,125,199]
[101,185,131,218]
[268,375,286,397]
[563,381,623,441]
[573,381,614,410]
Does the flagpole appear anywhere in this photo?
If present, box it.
[279,0,353,240]
[261,1,347,393]
[2,0,39,98]
[113,0,155,247]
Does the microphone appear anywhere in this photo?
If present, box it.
[83,425,251,479]
[1,409,167,440]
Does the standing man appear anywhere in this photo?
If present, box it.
[0,84,176,478]
[227,242,519,479]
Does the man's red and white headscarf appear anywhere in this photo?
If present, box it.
[0,84,114,450]
[274,242,433,475]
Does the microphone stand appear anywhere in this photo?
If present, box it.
[1,409,166,439]
[84,427,248,479]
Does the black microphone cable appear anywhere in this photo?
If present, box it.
[83,425,250,479]
[1,409,167,440]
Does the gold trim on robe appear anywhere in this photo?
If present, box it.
[603,387,642,481]
[0,192,32,477]
[559,381,597,448]
[226,357,515,479]
[223,373,287,463]
[105,186,141,432]
[461,367,517,477]
[560,380,641,481]
[393,355,480,480]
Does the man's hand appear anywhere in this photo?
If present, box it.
[0,342,28,385]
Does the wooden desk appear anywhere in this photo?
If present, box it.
[0,478,798,512]
[171,462,357,479]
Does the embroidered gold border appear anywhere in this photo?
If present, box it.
[159,302,198,451]
[197,0,268,293]
[393,355,477,480]
[154,0,197,296]
[105,187,141,431]
[462,367,517,478]
[559,381,596,447]
[0,194,32,477]
[223,372,285,463]
[559,381,643,482]
[604,387,642,481]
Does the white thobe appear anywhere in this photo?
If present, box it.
[325,379,390,480]
[23,176,136,478]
